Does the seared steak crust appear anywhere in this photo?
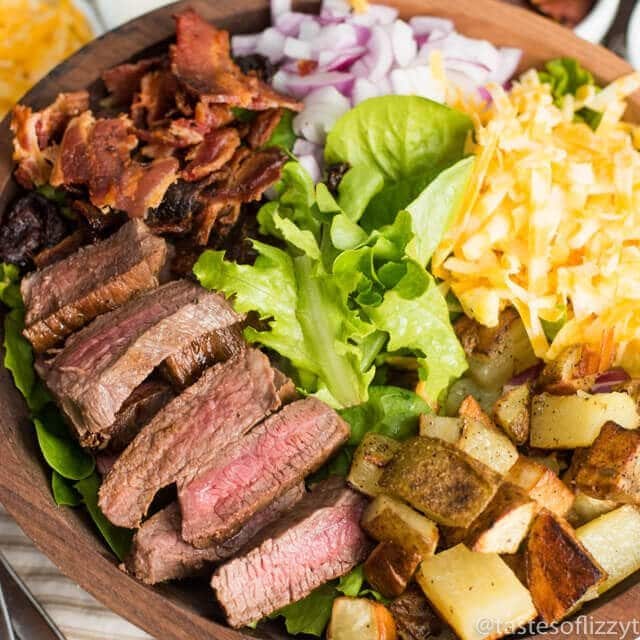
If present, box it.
[211,478,371,628]
[44,279,241,448]
[125,484,305,585]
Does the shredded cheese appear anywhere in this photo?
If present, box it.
[0,0,92,117]
[433,69,640,372]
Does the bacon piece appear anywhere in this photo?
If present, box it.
[115,157,180,218]
[50,110,94,186]
[246,108,283,149]
[131,70,179,128]
[11,91,89,188]
[183,128,241,182]
[195,148,287,244]
[102,57,164,104]
[88,117,139,209]
[171,11,302,112]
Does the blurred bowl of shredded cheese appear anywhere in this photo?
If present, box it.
[0,0,95,118]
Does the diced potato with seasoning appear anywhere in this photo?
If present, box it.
[419,414,463,443]
[576,505,640,597]
[506,456,574,517]
[417,544,537,640]
[568,491,619,527]
[348,433,401,497]
[569,421,640,503]
[493,383,531,445]
[444,483,538,554]
[526,510,606,623]
[361,495,439,558]
[457,416,518,475]
[379,437,501,528]
[529,391,640,449]
[364,541,421,599]
[327,597,397,640]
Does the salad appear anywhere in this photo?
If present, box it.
[2,1,640,639]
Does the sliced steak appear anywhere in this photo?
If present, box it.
[21,219,169,353]
[179,398,350,547]
[160,323,245,389]
[99,348,282,528]
[274,369,297,405]
[107,379,174,452]
[126,483,305,585]
[211,477,371,628]
[45,279,241,448]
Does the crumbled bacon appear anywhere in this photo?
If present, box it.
[131,70,179,128]
[102,57,164,105]
[183,127,241,182]
[50,110,94,186]
[246,108,283,149]
[171,10,303,112]
[194,148,287,244]
[11,91,89,188]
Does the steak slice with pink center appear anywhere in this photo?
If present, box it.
[99,348,282,528]
[44,279,241,448]
[178,398,350,547]
[211,477,371,628]
[125,483,305,585]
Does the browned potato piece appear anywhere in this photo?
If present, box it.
[364,541,421,599]
[444,483,538,554]
[389,585,457,640]
[569,421,640,503]
[568,491,619,527]
[419,414,462,444]
[362,495,439,558]
[379,437,501,528]
[348,433,401,497]
[327,597,397,640]
[493,384,531,445]
[525,510,606,623]
[506,456,574,517]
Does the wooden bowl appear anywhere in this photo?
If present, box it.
[0,2,638,639]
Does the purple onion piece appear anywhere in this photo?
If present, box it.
[505,362,544,390]
[591,368,631,394]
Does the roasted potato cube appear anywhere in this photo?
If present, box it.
[568,491,619,527]
[525,510,606,623]
[493,384,531,445]
[327,597,397,640]
[389,584,457,640]
[379,437,501,528]
[530,392,640,449]
[506,456,574,517]
[457,418,518,476]
[569,421,640,503]
[362,495,439,558]
[576,505,640,597]
[419,414,462,444]
[417,544,537,640]
[364,541,421,599]
[444,483,538,554]
[348,433,401,497]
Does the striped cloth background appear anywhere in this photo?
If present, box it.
[0,506,151,639]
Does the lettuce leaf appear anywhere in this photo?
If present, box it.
[194,244,376,407]
[265,109,296,151]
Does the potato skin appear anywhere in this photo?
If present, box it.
[493,383,531,445]
[364,541,421,599]
[525,510,606,623]
[570,421,640,503]
[327,597,397,640]
[348,433,401,497]
[379,437,501,528]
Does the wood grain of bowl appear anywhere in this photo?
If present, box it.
[0,1,639,639]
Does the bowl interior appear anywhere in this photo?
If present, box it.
[0,1,639,639]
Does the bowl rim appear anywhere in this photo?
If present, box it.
[0,2,639,639]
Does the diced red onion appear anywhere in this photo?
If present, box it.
[320,0,352,20]
[297,154,322,183]
[591,368,631,394]
[319,46,367,71]
[387,20,417,67]
[293,86,351,143]
[282,70,355,99]
[299,18,322,41]
[505,363,544,390]
[365,4,399,24]
[352,77,379,104]
[312,23,361,53]
[351,25,393,81]
[409,16,454,36]
[274,11,306,36]
[231,33,260,56]
[256,27,287,63]
[284,36,313,59]
[390,65,445,102]
[271,0,291,21]
[488,47,522,85]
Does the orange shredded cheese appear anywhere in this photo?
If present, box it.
[0,0,92,117]
[433,69,640,372]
